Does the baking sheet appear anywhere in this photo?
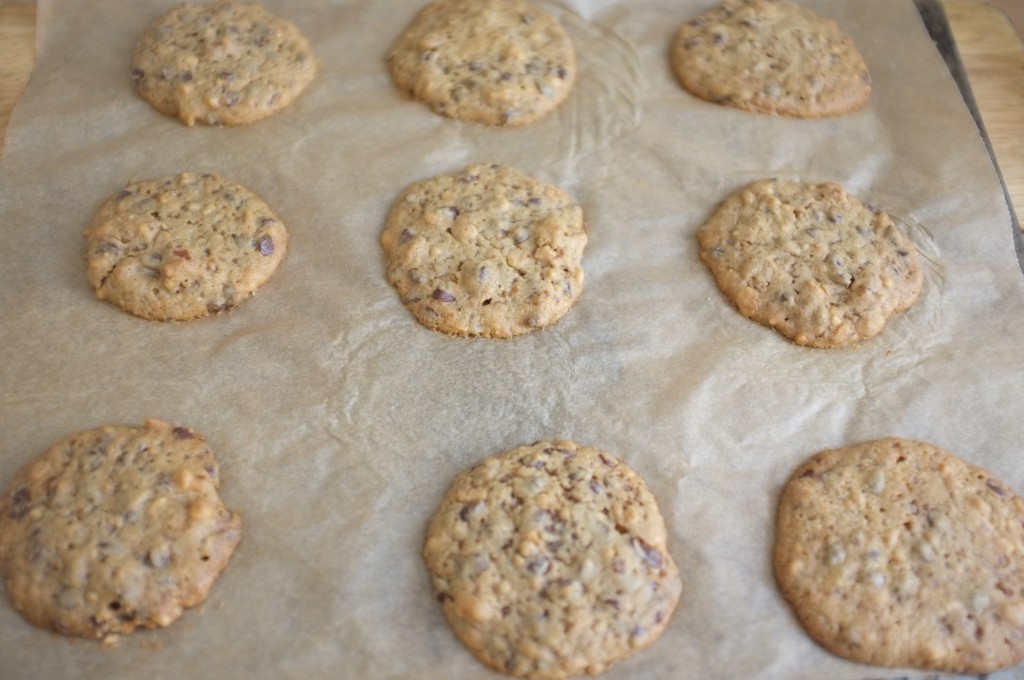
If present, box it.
[1,1,1024,679]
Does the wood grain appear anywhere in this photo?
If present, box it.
[0,1,1020,223]
[0,3,34,148]
[944,0,1024,221]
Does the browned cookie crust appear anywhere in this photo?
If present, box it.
[671,0,871,118]
[423,440,681,679]
[774,438,1024,674]
[381,164,586,338]
[387,0,576,126]
[85,172,289,321]
[698,179,922,348]
[0,419,241,640]
[132,1,316,126]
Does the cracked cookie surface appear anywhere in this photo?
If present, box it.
[671,0,871,117]
[0,419,241,641]
[774,438,1024,674]
[387,0,576,126]
[381,164,586,338]
[423,440,681,679]
[85,172,288,321]
[132,1,316,126]
[697,178,922,348]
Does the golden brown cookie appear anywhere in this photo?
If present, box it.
[387,0,576,126]
[0,419,241,641]
[132,1,317,126]
[381,164,586,338]
[774,438,1024,674]
[85,172,289,321]
[423,440,681,679]
[671,0,871,117]
[698,179,922,348]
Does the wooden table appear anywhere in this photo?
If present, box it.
[1,0,1022,222]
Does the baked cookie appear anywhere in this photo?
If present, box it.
[387,0,576,126]
[774,438,1024,674]
[697,179,922,348]
[381,164,586,338]
[131,1,316,126]
[424,440,681,679]
[85,172,289,321]
[0,419,241,641]
[670,0,871,117]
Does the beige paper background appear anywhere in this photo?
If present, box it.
[1,1,1023,678]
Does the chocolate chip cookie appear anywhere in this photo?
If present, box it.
[671,0,871,117]
[387,0,576,126]
[697,178,922,348]
[423,440,681,679]
[381,164,586,338]
[774,438,1024,674]
[85,172,289,321]
[0,419,241,641]
[132,1,317,126]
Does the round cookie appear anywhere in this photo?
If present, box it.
[85,172,289,321]
[131,1,316,126]
[387,0,576,126]
[774,438,1024,674]
[423,440,682,679]
[381,164,586,338]
[671,0,871,118]
[0,419,242,641]
[697,178,922,348]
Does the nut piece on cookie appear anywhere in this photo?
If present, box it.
[774,438,1024,674]
[424,440,682,679]
[671,0,871,117]
[132,1,317,126]
[387,0,576,126]
[0,419,242,641]
[84,172,289,321]
[381,164,587,338]
[697,178,922,348]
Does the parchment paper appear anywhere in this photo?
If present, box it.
[1,1,1023,678]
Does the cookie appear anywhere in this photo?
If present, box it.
[0,419,241,641]
[131,1,316,126]
[670,0,871,117]
[85,172,289,321]
[697,178,922,348]
[774,438,1024,674]
[387,0,576,126]
[423,440,681,679]
[381,164,586,338]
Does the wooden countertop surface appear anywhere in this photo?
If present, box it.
[0,1,1022,223]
